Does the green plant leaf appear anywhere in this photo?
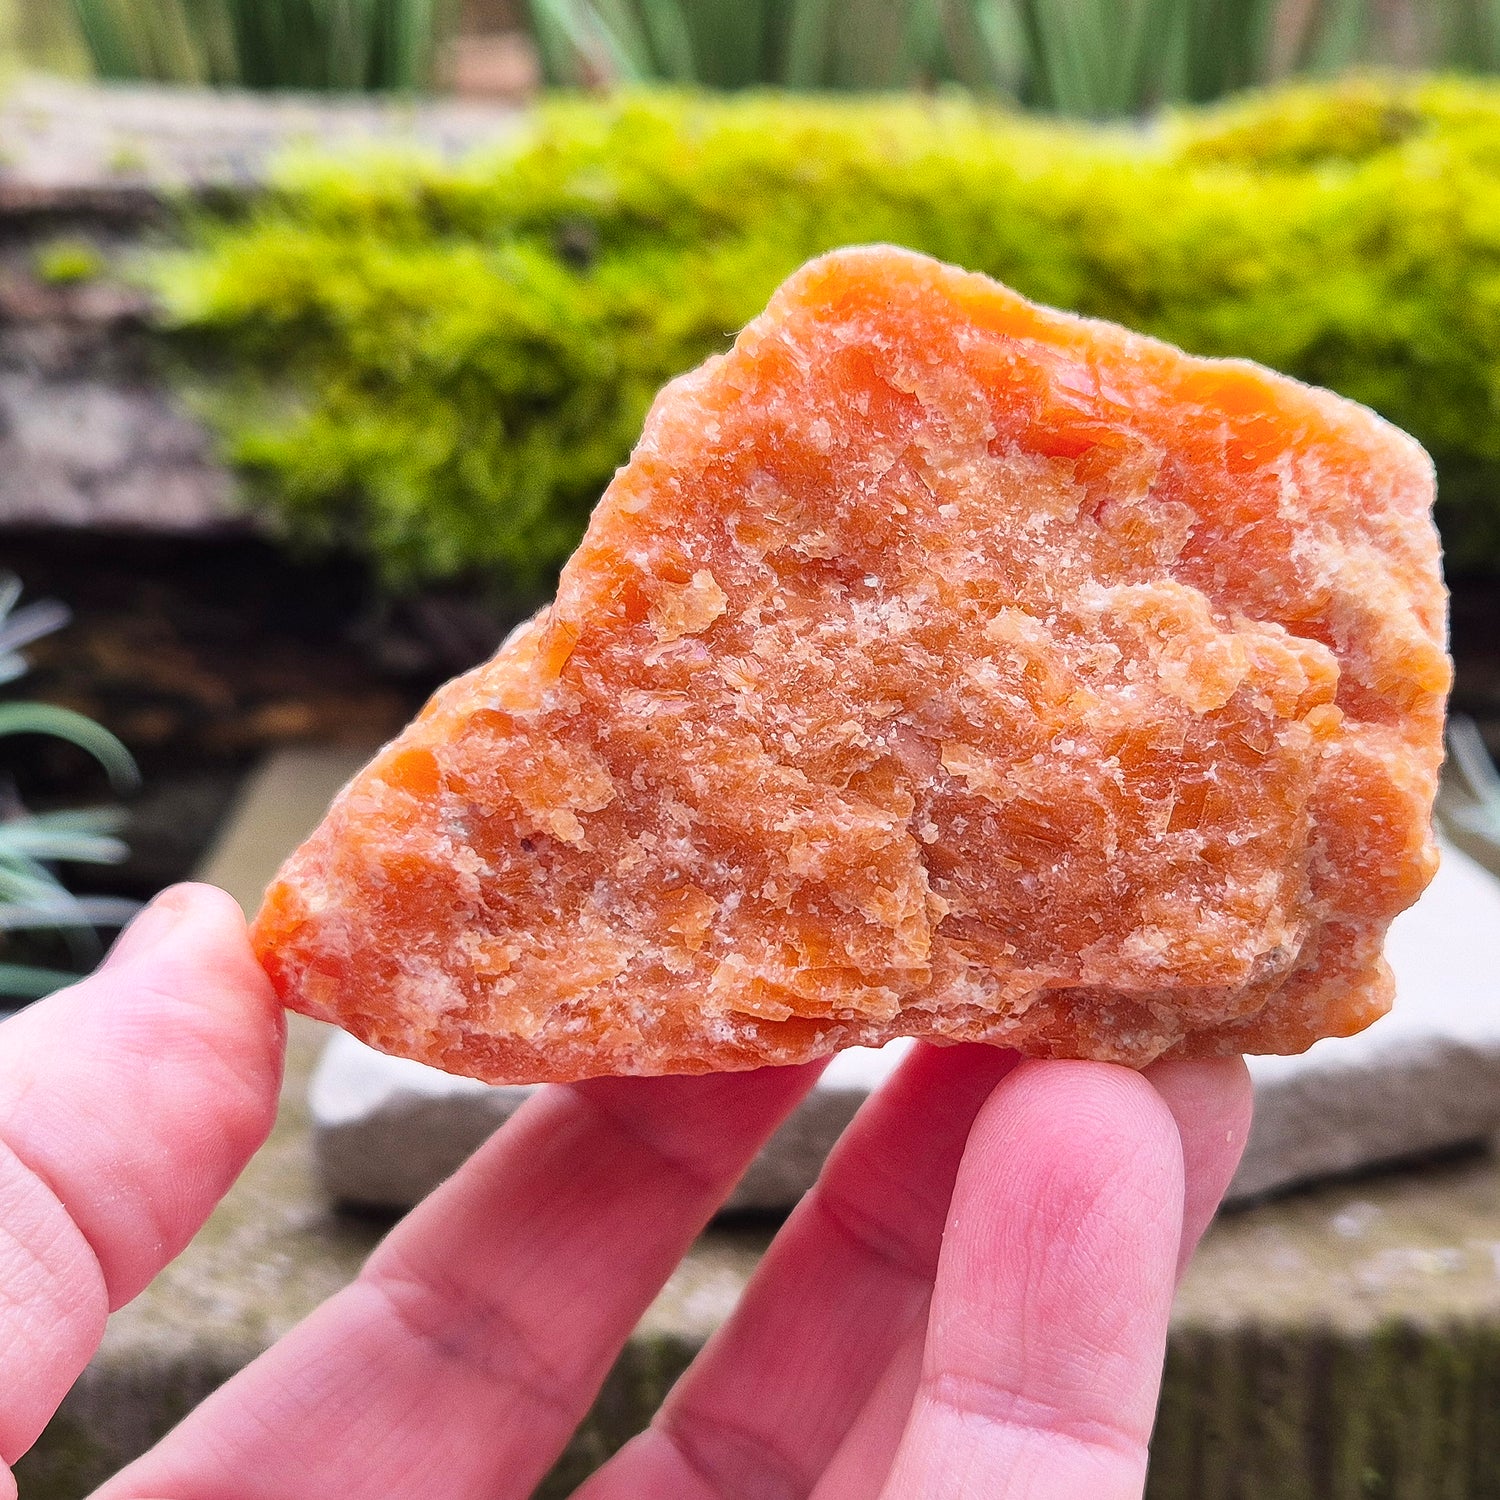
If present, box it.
[68,0,139,78]
[939,0,1027,94]
[0,896,140,930]
[1295,0,1369,74]
[636,0,697,78]
[0,859,116,966]
[0,865,70,908]
[529,0,648,83]
[0,818,130,865]
[780,0,836,86]
[0,599,71,661]
[70,0,451,89]
[1449,715,1500,802]
[0,703,139,792]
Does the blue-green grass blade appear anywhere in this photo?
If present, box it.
[636,0,699,78]
[68,0,138,78]
[780,0,835,85]
[525,0,589,82]
[589,0,661,74]
[1296,0,1369,73]
[955,0,1028,95]
[526,0,648,83]
[0,822,130,864]
[1449,716,1500,803]
[0,896,140,931]
[0,600,70,661]
[0,703,139,792]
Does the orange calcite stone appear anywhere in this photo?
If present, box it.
[251,247,1451,1081]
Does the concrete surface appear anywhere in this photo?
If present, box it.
[21,1023,1500,1497]
[0,74,517,199]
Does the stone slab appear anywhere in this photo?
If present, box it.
[0,381,239,533]
[0,76,522,537]
[1233,837,1500,1199]
[194,743,377,912]
[0,75,520,202]
[313,834,1500,1211]
[312,1030,916,1213]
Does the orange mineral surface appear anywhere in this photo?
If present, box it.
[251,246,1451,1081]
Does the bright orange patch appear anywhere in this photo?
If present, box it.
[251,247,1450,1081]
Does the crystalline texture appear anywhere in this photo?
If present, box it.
[251,247,1451,1081]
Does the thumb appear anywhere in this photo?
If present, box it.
[0,884,284,1469]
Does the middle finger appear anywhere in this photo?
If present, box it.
[578,1042,1020,1500]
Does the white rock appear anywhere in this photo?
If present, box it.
[310,1036,526,1211]
[310,839,1500,1213]
[1231,835,1500,1202]
[726,1040,915,1210]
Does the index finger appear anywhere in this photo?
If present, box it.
[97,1061,824,1500]
[879,1059,1186,1500]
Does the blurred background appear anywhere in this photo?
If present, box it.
[6,0,1500,104]
[5,2,1500,1497]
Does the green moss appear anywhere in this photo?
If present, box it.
[157,75,1500,591]
[35,238,106,285]
[107,139,149,176]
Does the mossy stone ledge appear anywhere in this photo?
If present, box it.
[160,76,1500,591]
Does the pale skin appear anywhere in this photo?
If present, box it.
[1,883,1252,1500]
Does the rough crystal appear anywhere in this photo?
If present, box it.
[251,247,1450,1081]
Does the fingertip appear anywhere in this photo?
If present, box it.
[1145,1053,1253,1148]
[1148,1048,1251,1089]
[947,1059,1185,1306]
[977,1058,1186,1203]
[901,1058,1188,1493]
[1144,1054,1254,1272]
[162,880,256,932]
[1,881,286,1311]
[109,883,273,992]
[107,882,284,1062]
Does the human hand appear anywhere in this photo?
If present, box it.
[2,885,1251,1500]
[0,884,286,1500]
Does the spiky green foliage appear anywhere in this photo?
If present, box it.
[0,576,138,1003]
[68,0,450,91]
[528,0,948,91]
[1430,0,1500,73]
[157,77,1500,593]
[523,0,1372,114]
[0,0,89,76]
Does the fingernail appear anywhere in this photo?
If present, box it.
[102,885,199,970]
